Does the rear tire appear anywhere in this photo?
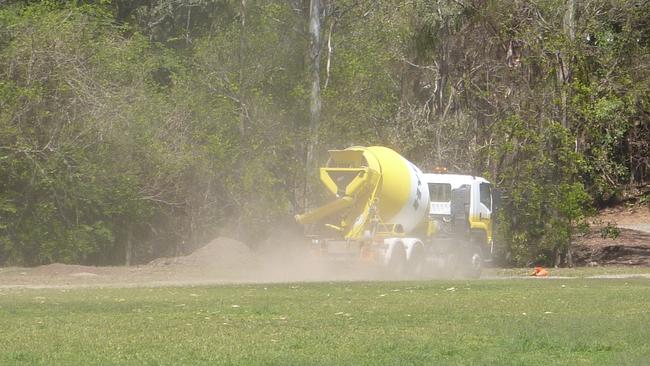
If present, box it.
[445,243,482,279]
[387,242,407,276]
[406,243,425,278]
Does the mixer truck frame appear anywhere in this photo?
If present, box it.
[296,146,495,277]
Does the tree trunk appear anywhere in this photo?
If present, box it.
[304,0,322,209]
[559,0,576,129]
[125,223,132,266]
[323,20,335,90]
[238,0,247,137]
[562,0,577,265]
[566,239,574,267]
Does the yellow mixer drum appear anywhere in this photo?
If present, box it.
[297,146,430,239]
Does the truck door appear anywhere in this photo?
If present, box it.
[450,185,471,236]
[477,182,493,244]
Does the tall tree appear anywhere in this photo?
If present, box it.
[558,0,577,129]
[304,0,322,209]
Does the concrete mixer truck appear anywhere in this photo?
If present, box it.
[295,146,495,277]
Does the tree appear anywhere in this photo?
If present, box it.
[304,0,322,210]
[0,0,646,267]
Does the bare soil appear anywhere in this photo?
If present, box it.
[0,236,387,289]
[573,204,650,266]
[593,203,650,227]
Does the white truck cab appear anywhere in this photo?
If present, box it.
[423,173,494,251]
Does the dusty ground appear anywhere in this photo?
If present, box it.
[1,204,648,289]
[0,236,392,289]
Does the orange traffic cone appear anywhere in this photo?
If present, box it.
[531,266,549,277]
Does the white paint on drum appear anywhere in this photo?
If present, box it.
[387,159,430,233]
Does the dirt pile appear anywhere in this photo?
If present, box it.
[28,263,103,276]
[146,233,376,282]
[149,237,255,276]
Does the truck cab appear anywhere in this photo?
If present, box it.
[423,173,494,256]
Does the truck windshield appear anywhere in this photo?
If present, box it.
[428,183,452,202]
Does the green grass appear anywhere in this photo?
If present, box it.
[487,265,650,278]
[1,279,649,365]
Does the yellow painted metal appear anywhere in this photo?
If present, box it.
[296,146,425,240]
[319,168,339,196]
[327,149,366,167]
[295,196,354,224]
[365,146,411,220]
[427,220,439,236]
[469,215,493,246]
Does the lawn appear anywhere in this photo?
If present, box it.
[1,278,649,365]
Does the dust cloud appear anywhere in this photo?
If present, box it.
[0,233,390,289]
[144,227,473,284]
[154,232,391,284]
[0,230,467,289]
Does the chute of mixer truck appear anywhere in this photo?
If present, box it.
[296,146,495,277]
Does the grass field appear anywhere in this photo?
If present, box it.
[1,278,649,365]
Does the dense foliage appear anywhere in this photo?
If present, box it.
[0,0,648,266]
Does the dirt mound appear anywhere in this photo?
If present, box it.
[573,228,650,266]
[149,237,254,273]
[144,234,367,282]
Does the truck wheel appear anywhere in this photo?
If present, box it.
[462,245,482,279]
[406,243,425,278]
[446,244,482,279]
[444,250,461,278]
[387,242,407,276]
